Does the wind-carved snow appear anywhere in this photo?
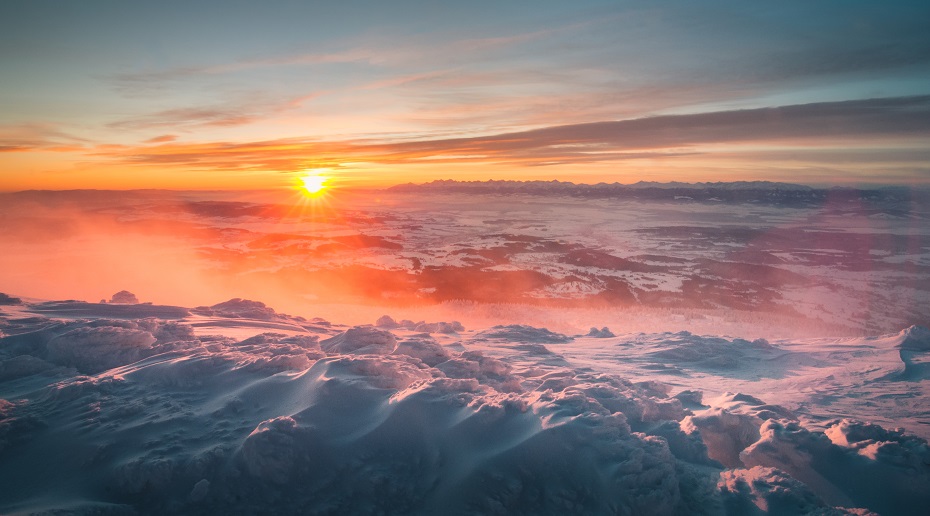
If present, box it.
[1,298,928,514]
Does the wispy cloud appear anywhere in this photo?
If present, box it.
[109,105,264,131]
[109,48,378,91]
[107,91,323,131]
[144,134,178,144]
[106,25,559,95]
[94,96,930,171]
[0,124,90,153]
[100,6,930,148]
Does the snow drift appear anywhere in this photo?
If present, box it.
[0,299,928,515]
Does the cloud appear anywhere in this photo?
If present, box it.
[427,95,930,154]
[108,48,379,90]
[97,95,930,171]
[107,89,331,132]
[108,24,564,89]
[0,123,90,153]
[144,134,178,144]
[109,102,272,131]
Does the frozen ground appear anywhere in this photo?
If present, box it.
[0,297,928,515]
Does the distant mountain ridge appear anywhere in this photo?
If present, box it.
[388,179,925,205]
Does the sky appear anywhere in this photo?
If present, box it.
[1,0,929,190]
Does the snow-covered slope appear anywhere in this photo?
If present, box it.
[1,298,927,515]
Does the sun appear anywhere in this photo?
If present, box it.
[298,171,330,197]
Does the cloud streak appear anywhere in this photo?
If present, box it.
[97,96,930,171]
[0,124,91,153]
[105,24,565,99]
[107,92,324,131]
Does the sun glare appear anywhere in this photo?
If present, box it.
[299,171,330,197]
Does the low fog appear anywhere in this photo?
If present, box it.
[2,187,928,337]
